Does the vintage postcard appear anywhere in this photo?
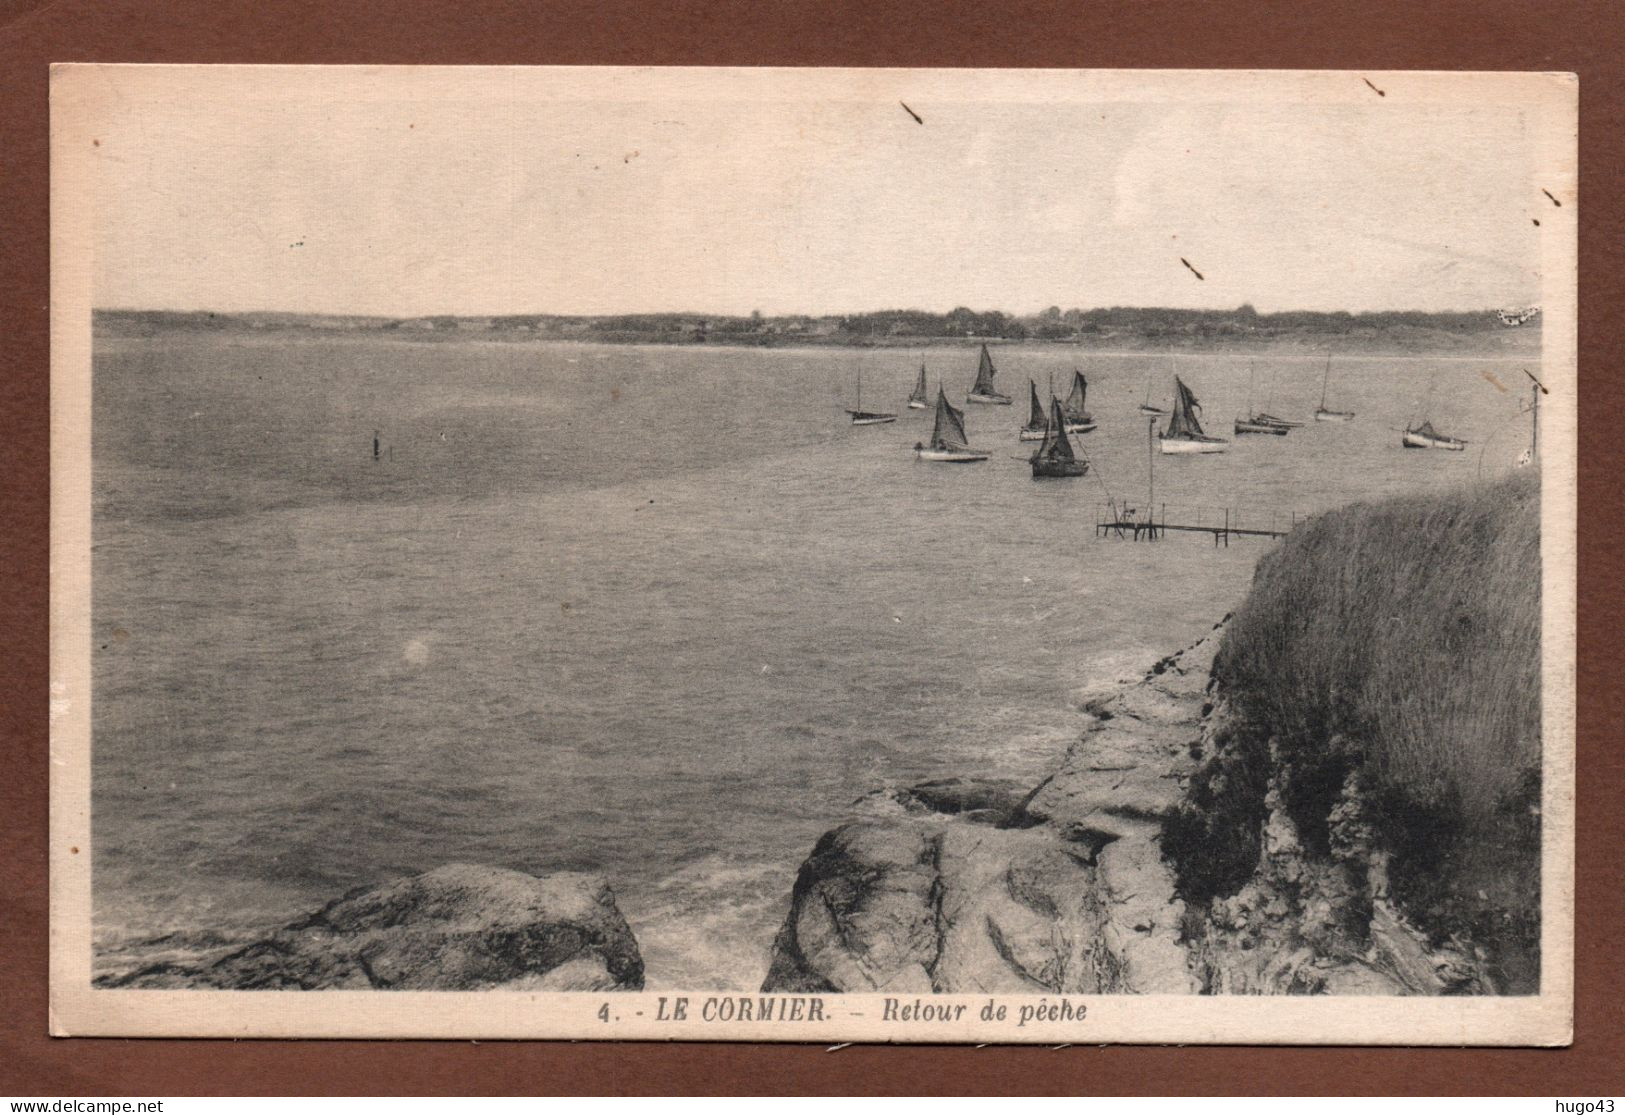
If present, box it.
[50,65,1576,1043]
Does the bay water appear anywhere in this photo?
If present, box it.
[90,330,1535,987]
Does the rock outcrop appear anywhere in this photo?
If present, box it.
[1175,736,1497,995]
[765,622,1505,996]
[763,630,1222,995]
[101,864,645,991]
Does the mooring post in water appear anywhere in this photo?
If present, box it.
[373,430,380,462]
[1145,415,1156,529]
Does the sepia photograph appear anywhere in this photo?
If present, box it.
[48,65,1576,1043]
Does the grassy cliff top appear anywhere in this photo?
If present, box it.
[1187,469,1542,986]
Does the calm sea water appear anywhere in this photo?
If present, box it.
[91,330,1538,987]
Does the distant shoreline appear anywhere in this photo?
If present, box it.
[94,310,1539,361]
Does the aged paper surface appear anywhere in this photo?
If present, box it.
[51,66,1575,1042]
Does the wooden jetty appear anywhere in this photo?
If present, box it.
[1095,503,1305,546]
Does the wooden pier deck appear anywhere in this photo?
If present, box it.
[1094,504,1307,545]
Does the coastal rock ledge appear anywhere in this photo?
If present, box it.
[763,632,1220,996]
[763,620,1508,996]
[101,864,645,991]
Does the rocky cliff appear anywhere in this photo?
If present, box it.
[763,622,1510,996]
[100,864,645,991]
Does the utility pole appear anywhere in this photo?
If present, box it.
[1147,414,1156,529]
[1521,367,1546,468]
[1531,377,1540,461]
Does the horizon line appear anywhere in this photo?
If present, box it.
[92,302,1532,320]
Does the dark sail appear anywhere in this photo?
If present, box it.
[908,364,928,404]
[1164,376,1207,439]
[1037,398,1076,462]
[1026,380,1046,429]
[1063,371,1089,421]
[931,387,971,451]
[971,344,998,395]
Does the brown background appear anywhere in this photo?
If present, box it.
[2,0,1621,1095]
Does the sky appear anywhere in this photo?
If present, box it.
[77,67,1559,317]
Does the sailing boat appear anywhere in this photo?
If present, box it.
[1160,375,1228,454]
[1235,363,1289,436]
[845,369,897,425]
[1314,353,1356,422]
[1030,396,1089,478]
[916,386,990,462]
[1138,369,1167,415]
[906,363,929,409]
[1401,374,1466,450]
[965,344,1012,405]
[1402,420,1467,451]
[1252,365,1302,428]
[1060,369,1097,433]
[1019,380,1049,441]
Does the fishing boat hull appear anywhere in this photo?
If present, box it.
[1159,435,1228,455]
[1253,413,1303,428]
[1402,430,1467,451]
[1138,404,1166,416]
[916,447,990,463]
[906,400,929,410]
[1062,418,1097,434]
[965,392,1012,406]
[1314,409,1356,423]
[1234,419,1289,436]
[846,410,898,425]
[1030,458,1089,478]
[1020,423,1094,441]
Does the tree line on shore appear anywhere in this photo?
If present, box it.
[95,303,1522,342]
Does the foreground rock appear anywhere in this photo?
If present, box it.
[763,632,1222,995]
[101,864,645,991]
[765,622,1503,996]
